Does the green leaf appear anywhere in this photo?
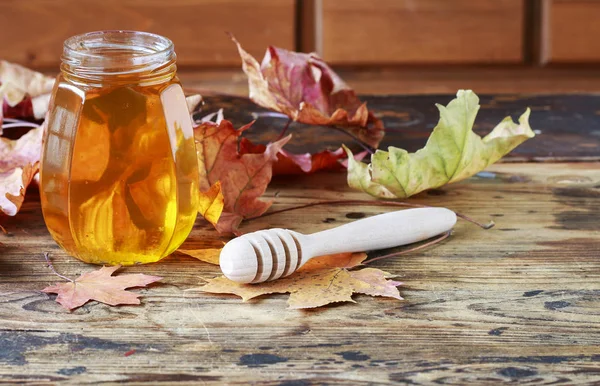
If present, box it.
[345,90,535,198]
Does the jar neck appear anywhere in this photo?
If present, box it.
[61,31,176,87]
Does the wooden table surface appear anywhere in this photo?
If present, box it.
[1,94,599,385]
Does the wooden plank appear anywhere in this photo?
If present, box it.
[298,0,321,53]
[0,0,295,69]
[179,66,600,96]
[546,0,600,63]
[1,161,599,383]
[197,94,600,161]
[319,0,525,65]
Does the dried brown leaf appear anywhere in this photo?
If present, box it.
[232,36,384,149]
[198,252,403,309]
[42,265,162,311]
[194,117,290,234]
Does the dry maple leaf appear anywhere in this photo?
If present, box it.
[198,252,402,309]
[42,265,162,311]
[0,122,43,216]
[194,113,290,234]
[239,139,367,175]
[232,36,384,149]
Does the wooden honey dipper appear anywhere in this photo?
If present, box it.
[219,207,457,284]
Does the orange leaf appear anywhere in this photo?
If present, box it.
[198,181,224,227]
[232,36,384,149]
[195,116,290,234]
[299,252,367,270]
[197,252,403,309]
[0,122,43,216]
[42,265,162,311]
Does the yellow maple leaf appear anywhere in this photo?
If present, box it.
[178,248,222,265]
[197,252,403,309]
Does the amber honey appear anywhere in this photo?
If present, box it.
[40,31,198,265]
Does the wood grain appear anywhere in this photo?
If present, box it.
[2,94,600,384]
[0,0,295,69]
[197,94,600,161]
[1,161,599,384]
[319,0,525,65]
[546,0,600,63]
[179,67,600,97]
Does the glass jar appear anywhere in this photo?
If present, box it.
[40,31,199,265]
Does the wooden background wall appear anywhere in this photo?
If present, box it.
[1,0,599,70]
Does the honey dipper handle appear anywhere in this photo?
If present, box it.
[302,207,457,261]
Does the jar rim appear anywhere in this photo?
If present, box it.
[61,31,177,85]
[63,30,174,61]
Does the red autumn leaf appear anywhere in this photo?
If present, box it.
[231,36,384,149]
[0,61,55,124]
[42,265,162,311]
[195,113,290,234]
[0,122,43,216]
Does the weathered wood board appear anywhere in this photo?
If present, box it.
[1,162,599,384]
[1,94,599,384]
[198,94,600,161]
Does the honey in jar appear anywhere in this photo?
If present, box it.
[40,31,199,265]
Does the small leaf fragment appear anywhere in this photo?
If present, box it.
[178,248,222,265]
[0,122,44,216]
[198,181,224,227]
[0,60,55,106]
[299,252,367,270]
[349,268,403,300]
[185,94,203,113]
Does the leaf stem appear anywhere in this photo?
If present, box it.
[276,118,293,140]
[331,126,375,155]
[257,199,494,230]
[363,230,452,265]
[455,212,495,229]
[44,252,74,282]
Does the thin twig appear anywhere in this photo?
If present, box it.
[363,231,452,265]
[330,126,375,155]
[44,252,74,282]
[456,212,495,229]
[0,224,7,234]
[256,199,493,229]
[256,200,427,220]
[276,118,293,140]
